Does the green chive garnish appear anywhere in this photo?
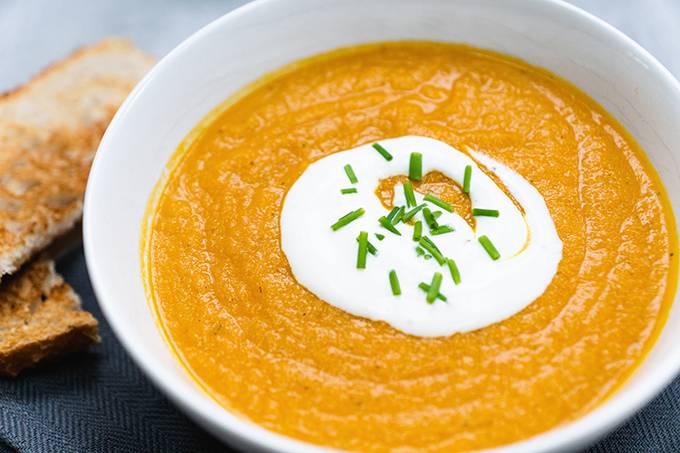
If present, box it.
[424,194,453,212]
[372,143,393,161]
[357,231,368,268]
[446,258,461,285]
[375,233,385,241]
[402,203,426,222]
[415,246,425,256]
[389,270,401,296]
[419,236,445,265]
[472,208,499,217]
[386,207,400,222]
[424,254,432,260]
[409,152,422,181]
[331,208,365,231]
[413,221,423,241]
[426,272,443,303]
[431,225,455,235]
[378,216,401,235]
[432,211,442,219]
[340,188,358,194]
[421,236,443,255]
[478,235,500,260]
[418,283,447,301]
[463,165,472,194]
[403,182,417,208]
[423,207,439,230]
[344,164,358,184]
[392,206,405,225]
[356,236,378,255]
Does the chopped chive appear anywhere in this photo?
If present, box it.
[432,225,455,235]
[419,236,446,265]
[372,143,393,161]
[424,194,453,212]
[402,203,426,222]
[432,211,443,219]
[356,236,378,255]
[463,165,472,194]
[478,235,500,260]
[421,236,443,255]
[426,272,443,303]
[340,188,358,194]
[446,258,461,285]
[409,152,422,181]
[331,208,365,231]
[344,164,358,184]
[357,231,368,268]
[389,270,401,296]
[403,182,417,208]
[375,233,385,241]
[392,206,405,224]
[413,220,423,241]
[418,283,447,301]
[378,216,401,235]
[424,254,432,260]
[386,207,400,222]
[415,246,425,256]
[472,208,499,217]
[423,207,439,230]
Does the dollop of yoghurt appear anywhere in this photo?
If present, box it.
[280,136,562,337]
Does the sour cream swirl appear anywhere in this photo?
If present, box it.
[281,136,562,337]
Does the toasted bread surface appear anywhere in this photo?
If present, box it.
[0,259,99,377]
[0,38,155,375]
[0,38,154,277]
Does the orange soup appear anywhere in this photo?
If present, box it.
[143,43,678,451]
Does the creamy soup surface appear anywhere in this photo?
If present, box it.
[144,43,678,452]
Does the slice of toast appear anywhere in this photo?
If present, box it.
[0,259,99,377]
[0,39,154,375]
[0,38,155,278]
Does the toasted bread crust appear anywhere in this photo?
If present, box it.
[0,38,154,278]
[0,259,99,377]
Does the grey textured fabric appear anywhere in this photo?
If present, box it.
[0,248,679,452]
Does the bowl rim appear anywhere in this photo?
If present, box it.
[83,0,680,451]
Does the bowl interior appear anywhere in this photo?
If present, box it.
[84,0,680,451]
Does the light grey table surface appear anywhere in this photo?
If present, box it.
[1,1,679,452]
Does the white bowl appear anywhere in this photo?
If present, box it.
[83,0,680,451]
